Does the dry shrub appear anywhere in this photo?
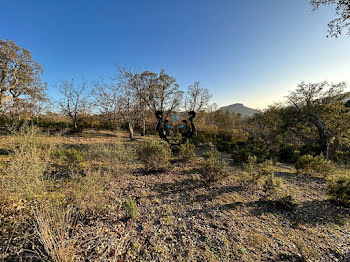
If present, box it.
[240,157,273,189]
[66,169,112,214]
[137,140,171,171]
[88,142,133,174]
[2,125,52,201]
[34,204,78,262]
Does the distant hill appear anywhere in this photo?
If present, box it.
[218,103,259,118]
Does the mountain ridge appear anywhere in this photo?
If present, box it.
[218,103,259,118]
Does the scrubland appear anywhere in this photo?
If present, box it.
[0,127,349,262]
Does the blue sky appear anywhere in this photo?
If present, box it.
[1,0,349,109]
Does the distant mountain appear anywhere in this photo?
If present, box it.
[218,103,259,118]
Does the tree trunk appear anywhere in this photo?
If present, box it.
[128,122,135,140]
[72,117,78,131]
[140,119,146,136]
[308,112,332,160]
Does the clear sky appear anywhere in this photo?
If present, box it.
[1,0,349,109]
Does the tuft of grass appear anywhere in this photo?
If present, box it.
[34,204,78,262]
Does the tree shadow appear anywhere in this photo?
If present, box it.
[249,199,349,227]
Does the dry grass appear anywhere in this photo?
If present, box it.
[0,128,349,261]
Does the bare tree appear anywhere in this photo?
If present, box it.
[92,78,120,130]
[184,81,212,112]
[311,0,350,37]
[58,79,90,131]
[115,68,139,140]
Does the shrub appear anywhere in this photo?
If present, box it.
[240,157,274,189]
[34,204,78,262]
[260,172,297,210]
[67,169,112,213]
[137,140,171,171]
[327,175,350,205]
[202,148,220,160]
[125,196,138,219]
[295,154,334,178]
[52,148,87,165]
[200,153,228,182]
[231,141,269,164]
[87,142,133,174]
[178,141,196,161]
[3,126,52,201]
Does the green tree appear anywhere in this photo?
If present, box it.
[287,81,350,159]
[0,39,47,118]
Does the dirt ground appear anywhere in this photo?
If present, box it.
[1,129,349,261]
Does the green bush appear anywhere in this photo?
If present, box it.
[231,141,269,164]
[327,175,350,205]
[178,141,196,161]
[137,140,171,171]
[52,148,87,165]
[295,154,334,178]
[200,153,228,182]
[202,148,220,160]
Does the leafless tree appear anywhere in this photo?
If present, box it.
[115,68,139,140]
[58,78,90,131]
[311,0,350,37]
[92,78,120,130]
[184,81,212,112]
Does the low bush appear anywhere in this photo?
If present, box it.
[178,141,196,161]
[52,148,87,165]
[202,148,220,160]
[137,140,171,171]
[67,169,112,213]
[200,150,228,182]
[327,175,350,206]
[231,141,269,164]
[240,157,274,189]
[295,154,334,178]
[87,142,133,174]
